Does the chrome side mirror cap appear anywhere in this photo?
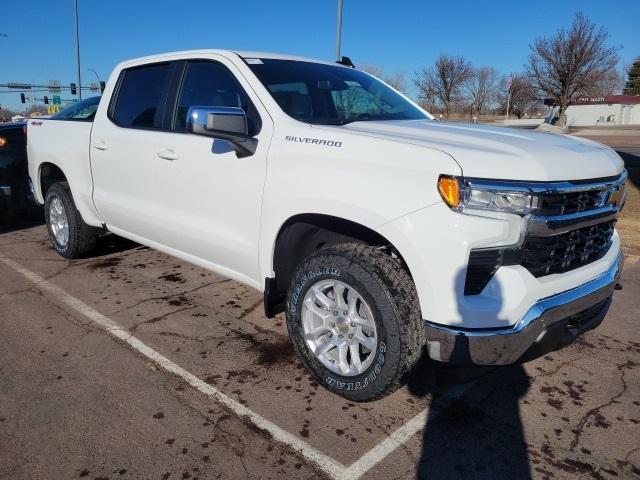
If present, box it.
[187,106,257,158]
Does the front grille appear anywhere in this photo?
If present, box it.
[521,220,615,277]
[538,189,609,216]
[463,173,625,296]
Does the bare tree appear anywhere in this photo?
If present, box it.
[0,106,20,122]
[465,66,499,115]
[527,12,620,126]
[384,71,407,93]
[498,74,538,119]
[414,54,472,118]
[361,64,407,92]
[582,68,624,96]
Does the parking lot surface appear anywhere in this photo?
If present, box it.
[2,225,639,480]
[1,136,639,480]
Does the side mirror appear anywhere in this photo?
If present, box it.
[186,106,258,158]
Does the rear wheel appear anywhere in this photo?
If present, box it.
[44,182,99,258]
[286,243,425,401]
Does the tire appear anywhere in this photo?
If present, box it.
[44,182,99,258]
[286,243,425,401]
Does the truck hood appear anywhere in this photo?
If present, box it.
[340,120,624,181]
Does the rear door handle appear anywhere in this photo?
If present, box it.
[93,141,108,151]
[157,148,178,161]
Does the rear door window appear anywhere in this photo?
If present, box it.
[112,63,171,128]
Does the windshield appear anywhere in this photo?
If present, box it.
[247,59,428,125]
[51,96,101,121]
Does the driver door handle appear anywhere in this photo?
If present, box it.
[158,148,178,161]
[93,141,108,151]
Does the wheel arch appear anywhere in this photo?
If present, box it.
[38,162,68,199]
[264,212,418,318]
[36,161,104,228]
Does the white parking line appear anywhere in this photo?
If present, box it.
[0,255,475,480]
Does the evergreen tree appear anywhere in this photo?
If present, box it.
[623,57,640,95]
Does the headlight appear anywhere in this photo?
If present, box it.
[438,175,539,215]
[0,136,7,148]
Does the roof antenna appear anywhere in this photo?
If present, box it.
[337,56,355,69]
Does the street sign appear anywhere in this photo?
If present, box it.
[7,82,31,89]
[48,80,61,93]
[52,95,61,105]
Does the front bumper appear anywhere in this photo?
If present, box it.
[424,253,623,366]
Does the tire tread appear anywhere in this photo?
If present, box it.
[45,182,99,258]
[286,243,424,401]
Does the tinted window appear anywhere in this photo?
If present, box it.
[52,96,101,121]
[174,61,261,135]
[248,59,428,125]
[113,63,171,128]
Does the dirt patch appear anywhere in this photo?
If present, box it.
[231,328,297,366]
[167,295,190,306]
[88,257,123,269]
[158,273,186,283]
[226,369,259,383]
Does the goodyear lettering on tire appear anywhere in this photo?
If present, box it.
[289,267,341,315]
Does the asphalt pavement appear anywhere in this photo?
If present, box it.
[1,137,639,480]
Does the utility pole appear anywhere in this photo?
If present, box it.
[505,77,512,121]
[74,0,82,100]
[335,0,343,62]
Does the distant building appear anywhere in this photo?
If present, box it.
[546,95,640,127]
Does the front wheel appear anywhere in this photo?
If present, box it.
[286,244,425,401]
[44,182,99,258]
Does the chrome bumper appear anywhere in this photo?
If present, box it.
[425,254,623,366]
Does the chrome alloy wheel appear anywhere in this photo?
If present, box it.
[302,279,378,377]
[49,196,69,247]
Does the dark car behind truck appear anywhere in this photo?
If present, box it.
[1,98,100,226]
[0,122,41,225]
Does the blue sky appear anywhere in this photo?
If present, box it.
[1,0,638,111]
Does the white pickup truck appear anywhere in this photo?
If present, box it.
[27,50,626,401]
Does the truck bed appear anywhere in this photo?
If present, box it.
[27,118,99,227]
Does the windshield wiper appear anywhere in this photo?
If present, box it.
[312,119,358,126]
[313,115,407,126]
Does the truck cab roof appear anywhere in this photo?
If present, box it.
[115,49,341,69]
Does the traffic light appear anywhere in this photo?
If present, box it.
[44,96,49,105]
[100,81,106,93]
[70,83,77,95]
[20,93,26,103]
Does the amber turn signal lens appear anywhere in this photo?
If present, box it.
[438,176,460,208]
[0,137,7,148]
